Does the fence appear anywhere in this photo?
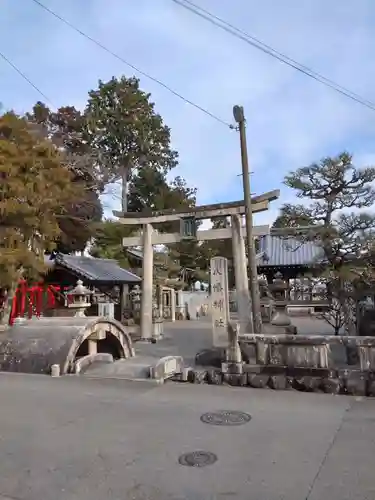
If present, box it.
[235,333,375,394]
[240,333,369,368]
[8,282,72,325]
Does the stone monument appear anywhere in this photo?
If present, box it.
[210,256,230,347]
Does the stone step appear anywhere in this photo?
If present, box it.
[82,355,184,383]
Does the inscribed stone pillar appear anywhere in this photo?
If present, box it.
[210,256,230,347]
[140,223,153,340]
[231,214,252,334]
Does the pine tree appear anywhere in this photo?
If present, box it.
[279,152,375,334]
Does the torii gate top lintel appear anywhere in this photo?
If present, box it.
[113,189,280,226]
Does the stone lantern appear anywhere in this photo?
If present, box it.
[269,273,296,334]
[259,278,274,324]
[68,280,91,317]
[270,272,288,301]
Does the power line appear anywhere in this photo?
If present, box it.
[0,50,54,106]
[172,0,375,112]
[29,0,232,128]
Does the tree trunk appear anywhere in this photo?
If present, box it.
[121,160,132,214]
[339,280,356,336]
[342,300,356,335]
[121,168,128,213]
[0,285,16,329]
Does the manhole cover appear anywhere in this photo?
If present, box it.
[200,410,251,426]
[178,451,217,467]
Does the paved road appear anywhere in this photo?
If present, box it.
[82,317,339,381]
[136,317,337,367]
[0,373,374,500]
[137,320,213,366]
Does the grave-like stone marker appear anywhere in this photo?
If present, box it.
[210,256,230,348]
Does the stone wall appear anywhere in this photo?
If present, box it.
[173,334,375,397]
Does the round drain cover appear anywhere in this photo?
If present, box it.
[178,451,217,467]
[200,410,251,426]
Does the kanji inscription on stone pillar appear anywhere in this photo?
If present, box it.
[210,256,230,347]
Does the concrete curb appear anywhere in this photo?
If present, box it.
[83,375,165,385]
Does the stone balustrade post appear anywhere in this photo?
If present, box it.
[222,322,243,375]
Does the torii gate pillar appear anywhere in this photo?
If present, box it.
[140,223,154,341]
[231,214,253,333]
[116,189,280,341]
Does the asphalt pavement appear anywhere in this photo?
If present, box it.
[0,372,373,500]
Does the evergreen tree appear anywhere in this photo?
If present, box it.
[85,76,178,213]
[272,203,315,228]
[0,112,78,323]
[89,219,134,269]
[280,152,375,334]
[26,102,103,253]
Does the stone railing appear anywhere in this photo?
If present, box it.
[237,333,375,395]
[175,333,375,397]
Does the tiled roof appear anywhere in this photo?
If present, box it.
[54,254,141,284]
[257,235,324,267]
[127,248,143,260]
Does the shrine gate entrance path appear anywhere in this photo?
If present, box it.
[135,317,340,368]
[0,371,373,500]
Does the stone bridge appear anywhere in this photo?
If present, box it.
[0,316,135,375]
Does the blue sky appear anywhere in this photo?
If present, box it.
[2,0,375,226]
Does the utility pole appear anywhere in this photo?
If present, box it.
[233,105,262,333]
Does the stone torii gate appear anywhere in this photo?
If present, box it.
[113,189,280,340]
